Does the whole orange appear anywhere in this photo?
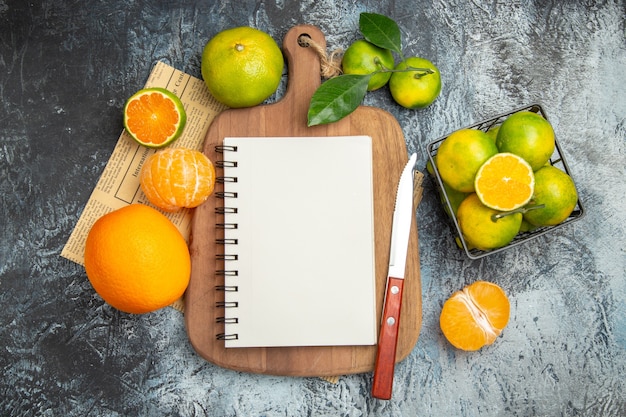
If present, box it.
[84,204,191,314]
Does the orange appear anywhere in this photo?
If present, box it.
[388,56,441,109]
[84,204,191,314]
[123,87,187,148]
[496,111,555,171]
[440,281,510,351]
[436,129,498,193]
[341,39,395,91]
[456,193,522,250]
[523,165,578,226]
[201,26,284,108]
[140,148,216,213]
[474,152,535,211]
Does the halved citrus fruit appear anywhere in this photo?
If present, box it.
[440,281,510,351]
[474,152,535,211]
[123,87,187,148]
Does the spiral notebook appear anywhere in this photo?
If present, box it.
[215,135,377,348]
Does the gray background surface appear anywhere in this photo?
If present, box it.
[1,1,625,416]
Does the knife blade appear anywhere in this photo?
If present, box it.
[371,152,417,400]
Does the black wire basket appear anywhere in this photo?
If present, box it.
[425,103,585,259]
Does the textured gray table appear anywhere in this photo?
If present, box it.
[1,1,625,416]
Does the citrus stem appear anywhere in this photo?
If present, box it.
[370,65,435,77]
[491,204,545,222]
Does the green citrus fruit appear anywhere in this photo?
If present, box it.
[123,87,187,148]
[441,181,468,218]
[523,165,578,226]
[389,57,441,109]
[436,129,498,193]
[341,40,394,91]
[485,125,499,143]
[456,193,522,251]
[201,27,284,108]
[496,111,556,171]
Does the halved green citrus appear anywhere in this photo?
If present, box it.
[123,87,187,148]
[474,153,535,212]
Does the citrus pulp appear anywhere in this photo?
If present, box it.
[474,152,535,211]
[123,87,187,148]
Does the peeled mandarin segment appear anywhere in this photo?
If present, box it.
[440,292,489,351]
[440,281,510,351]
[474,153,535,211]
[466,281,510,333]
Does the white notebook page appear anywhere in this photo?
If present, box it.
[219,136,377,348]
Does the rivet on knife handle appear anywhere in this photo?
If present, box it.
[371,276,405,400]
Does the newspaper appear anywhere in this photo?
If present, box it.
[61,61,227,311]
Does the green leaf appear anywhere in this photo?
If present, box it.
[307,74,371,126]
[359,13,402,54]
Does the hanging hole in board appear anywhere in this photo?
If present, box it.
[298,34,311,47]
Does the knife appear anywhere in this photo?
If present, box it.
[371,152,417,400]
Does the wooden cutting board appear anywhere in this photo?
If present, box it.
[185,24,422,377]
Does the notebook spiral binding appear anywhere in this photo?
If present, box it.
[215,145,239,342]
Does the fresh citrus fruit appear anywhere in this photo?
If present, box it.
[485,125,499,142]
[441,181,468,218]
[474,152,535,211]
[84,204,191,314]
[523,165,578,226]
[201,26,284,108]
[388,56,441,109]
[123,87,187,148]
[440,281,510,351]
[496,111,556,171]
[436,129,498,193]
[456,193,522,250]
[140,148,216,213]
[341,40,395,91]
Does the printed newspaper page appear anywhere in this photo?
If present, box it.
[62,62,226,310]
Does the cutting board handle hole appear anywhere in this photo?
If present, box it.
[297,34,312,48]
[295,32,342,79]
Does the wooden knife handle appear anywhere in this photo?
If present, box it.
[371,276,404,400]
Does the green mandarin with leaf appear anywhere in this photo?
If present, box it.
[307,12,441,126]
